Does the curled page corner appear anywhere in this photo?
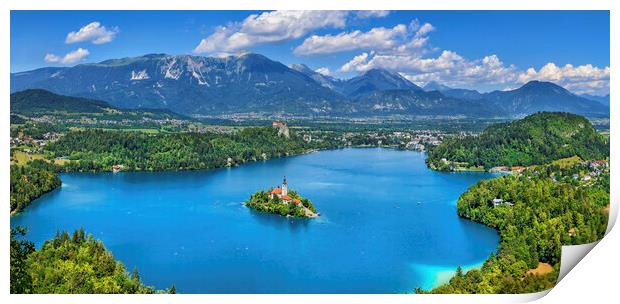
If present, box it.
[557,242,599,282]
[558,192,616,283]
[549,196,614,292]
[519,289,551,302]
[466,289,552,303]
[506,240,603,303]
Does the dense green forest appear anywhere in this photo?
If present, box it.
[47,126,334,172]
[11,227,174,294]
[10,160,61,214]
[246,189,317,217]
[427,112,609,171]
[419,162,609,293]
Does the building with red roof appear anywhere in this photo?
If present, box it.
[270,187,282,195]
[269,176,293,202]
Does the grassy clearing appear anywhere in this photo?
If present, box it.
[526,262,554,276]
[11,150,46,165]
[11,150,68,166]
[551,156,583,169]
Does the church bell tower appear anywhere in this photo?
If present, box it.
[282,176,288,196]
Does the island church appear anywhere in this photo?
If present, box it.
[270,176,301,205]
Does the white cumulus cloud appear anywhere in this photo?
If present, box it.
[294,20,434,56]
[517,63,610,94]
[191,11,609,95]
[194,11,349,55]
[355,10,390,19]
[44,48,90,64]
[66,22,118,45]
[294,25,408,55]
[331,19,608,95]
[415,23,435,37]
[340,52,371,73]
[340,49,520,88]
[397,52,519,87]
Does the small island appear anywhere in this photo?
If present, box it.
[245,176,319,218]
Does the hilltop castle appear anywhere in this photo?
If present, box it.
[272,121,290,138]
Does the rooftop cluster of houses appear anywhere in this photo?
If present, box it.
[585,159,609,170]
[10,132,62,151]
[570,160,609,182]
[489,166,527,174]
[338,130,445,151]
[29,115,190,129]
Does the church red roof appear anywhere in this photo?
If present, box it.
[293,199,301,204]
[271,187,282,195]
[281,195,292,201]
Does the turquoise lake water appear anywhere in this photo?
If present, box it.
[11,148,500,293]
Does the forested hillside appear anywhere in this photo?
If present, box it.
[10,227,173,294]
[11,89,110,114]
[427,112,609,171]
[10,160,61,214]
[10,89,185,120]
[420,162,609,293]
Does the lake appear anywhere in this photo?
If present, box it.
[11,148,500,293]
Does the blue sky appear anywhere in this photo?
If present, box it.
[10,10,610,94]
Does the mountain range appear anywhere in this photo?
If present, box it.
[10,53,609,118]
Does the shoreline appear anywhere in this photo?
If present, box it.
[411,260,487,291]
[52,145,423,176]
[10,184,62,217]
[418,164,506,292]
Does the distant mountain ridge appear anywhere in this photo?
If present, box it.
[423,82,485,100]
[340,68,423,97]
[352,89,500,116]
[580,94,610,107]
[289,64,343,92]
[10,89,185,119]
[483,81,608,118]
[423,80,608,117]
[11,53,347,115]
[10,53,609,118]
